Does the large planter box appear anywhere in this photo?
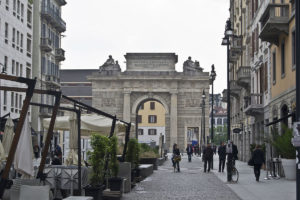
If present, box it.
[157,157,165,166]
[282,159,296,180]
[118,162,131,193]
[84,185,105,200]
[139,164,153,179]
[140,158,158,170]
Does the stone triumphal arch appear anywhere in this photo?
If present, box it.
[88,53,210,151]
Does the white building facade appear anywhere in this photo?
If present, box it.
[0,0,33,119]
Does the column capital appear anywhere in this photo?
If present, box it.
[170,89,178,95]
[123,89,132,94]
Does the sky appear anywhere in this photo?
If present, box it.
[61,0,230,94]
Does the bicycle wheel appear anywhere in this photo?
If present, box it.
[231,167,239,182]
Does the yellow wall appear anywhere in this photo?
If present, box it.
[271,11,295,99]
[138,101,165,127]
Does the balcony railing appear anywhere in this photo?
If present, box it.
[41,5,66,32]
[222,89,228,103]
[237,66,251,89]
[55,48,65,61]
[259,3,289,45]
[40,37,52,52]
[230,36,242,55]
[55,0,67,6]
[229,80,241,98]
[244,94,264,116]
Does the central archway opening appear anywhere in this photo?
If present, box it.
[136,99,166,150]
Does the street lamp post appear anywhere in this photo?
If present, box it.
[222,19,233,182]
[202,90,206,145]
[210,64,216,169]
[293,1,300,200]
[210,65,216,142]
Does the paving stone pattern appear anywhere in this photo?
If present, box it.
[123,155,241,200]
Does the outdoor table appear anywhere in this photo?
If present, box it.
[44,165,89,197]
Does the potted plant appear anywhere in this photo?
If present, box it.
[85,134,109,200]
[271,126,296,180]
[125,139,140,182]
[139,143,159,170]
[108,136,123,191]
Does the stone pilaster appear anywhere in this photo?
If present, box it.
[123,90,131,122]
[170,90,178,151]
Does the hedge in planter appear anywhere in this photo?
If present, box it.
[85,134,109,200]
[108,136,123,191]
[271,126,296,180]
[125,139,140,182]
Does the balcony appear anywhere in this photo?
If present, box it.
[40,107,52,118]
[244,94,264,116]
[55,48,65,61]
[229,50,239,62]
[229,80,241,98]
[45,75,60,87]
[236,66,251,89]
[55,0,67,6]
[259,3,289,45]
[41,5,66,32]
[230,36,242,56]
[40,38,52,52]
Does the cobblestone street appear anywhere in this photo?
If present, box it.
[123,155,241,200]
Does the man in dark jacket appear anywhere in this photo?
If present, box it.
[252,145,265,181]
[186,144,193,162]
[232,142,238,165]
[203,143,214,172]
[218,142,226,172]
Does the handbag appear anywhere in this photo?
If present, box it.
[248,158,254,166]
[174,155,181,162]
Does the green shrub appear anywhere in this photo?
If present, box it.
[250,143,266,154]
[139,143,159,158]
[88,134,110,186]
[125,139,140,168]
[109,136,119,177]
[271,126,296,159]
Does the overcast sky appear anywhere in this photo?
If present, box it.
[61,0,230,94]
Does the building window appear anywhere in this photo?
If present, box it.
[11,60,15,75]
[272,51,276,84]
[26,34,31,57]
[3,91,7,106]
[12,28,15,47]
[4,56,7,72]
[20,64,23,77]
[148,115,157,123]
[138,129,143,135]
[5,22,8,43]
[292,30,296,69]
[19,94,22,108]
[140,103,144,110]
[137,115,142,123]
[281,40,285,77]
[27,8,32,29]
[223,118,227,124]
[16,62,19,76]
[11,92,14,112]
[148,129,157,135]
[150,102,155,110]
[217,118,222,125]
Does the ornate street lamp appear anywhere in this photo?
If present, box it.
[221,18,233,182]
[202,90,206,144]
[210,64,216,142]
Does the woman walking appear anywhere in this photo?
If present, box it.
[252,144,265,182]
[172,144,181,172]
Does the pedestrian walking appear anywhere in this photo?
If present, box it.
[231,142,238,166]
[218,142,226,172]
[172,143,181,172]
[203,143,214,173]
[251,144,265,182]
[186,144,193,162]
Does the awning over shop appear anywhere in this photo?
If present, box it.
[42,114,124,136]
